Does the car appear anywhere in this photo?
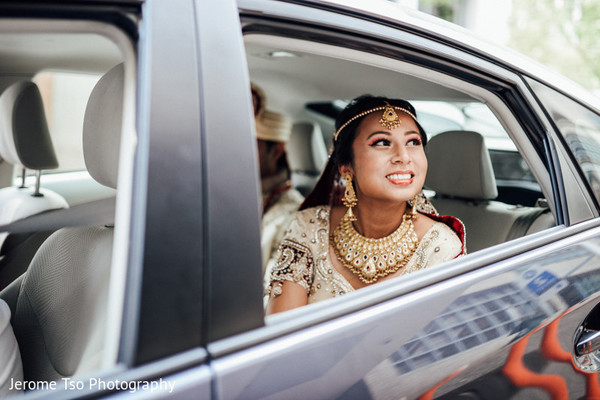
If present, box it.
[0,0,600,399]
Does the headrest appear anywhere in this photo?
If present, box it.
[256,110,292,143]
[0,81,58,170]
[425,130,497,200]
[83,63,124,189]
[287,121,328,174]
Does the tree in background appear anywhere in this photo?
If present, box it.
[419,0,455,21]
[509,0,600,90]
[419,0,600,91]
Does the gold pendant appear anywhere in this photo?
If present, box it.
[379,103,402,130]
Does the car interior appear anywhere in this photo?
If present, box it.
[0,80,69,288]
[4,62,123,382]
[246,33,556,257]
[0,20,134,387]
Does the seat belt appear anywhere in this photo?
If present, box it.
[0,196,116,234]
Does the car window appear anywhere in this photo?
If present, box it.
[527,78,600,206]
[248,34,557,315]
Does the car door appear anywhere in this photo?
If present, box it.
[205,1,600,399]
[0,0,205,398]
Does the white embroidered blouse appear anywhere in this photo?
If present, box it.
[265,205,464,304]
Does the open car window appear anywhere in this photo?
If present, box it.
[247,34,557,316]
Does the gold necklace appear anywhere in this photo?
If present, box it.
[330,211,419,284]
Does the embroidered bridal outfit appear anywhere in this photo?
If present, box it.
[265,197,465,304]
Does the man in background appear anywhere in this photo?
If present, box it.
[252,84,304,273]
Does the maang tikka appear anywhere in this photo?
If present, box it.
[342,174,358,221]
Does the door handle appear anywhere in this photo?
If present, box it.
[575,328,600,356]
[573,303,600,372]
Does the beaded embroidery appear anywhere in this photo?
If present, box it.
[265,206,463,303]
[268,240,314,296]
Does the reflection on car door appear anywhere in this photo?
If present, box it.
[211,226,600,399]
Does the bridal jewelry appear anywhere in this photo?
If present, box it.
[330,206,419,284]
[379,103,402,130]
[409,192,438,216]
[342,174,358,221]
[334,102,417,141]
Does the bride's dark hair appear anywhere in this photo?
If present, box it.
[300,95,427,210]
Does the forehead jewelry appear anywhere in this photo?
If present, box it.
[334,102,417,141]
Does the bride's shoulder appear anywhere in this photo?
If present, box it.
[414,212,437,239]
[289,205,331,229]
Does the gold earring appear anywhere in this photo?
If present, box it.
[411,193,419,216]
[342,175,358,221]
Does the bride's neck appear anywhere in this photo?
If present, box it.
[352,200,408,238]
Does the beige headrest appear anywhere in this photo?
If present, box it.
[287,121,328,173]
[83,63,124,189]
[0,81,58,170]
[425,130,497,200]
[256,110,292,143]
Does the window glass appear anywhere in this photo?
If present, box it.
[527,78,600,203]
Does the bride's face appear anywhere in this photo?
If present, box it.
[343,111,427,206]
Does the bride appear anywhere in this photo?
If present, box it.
[265,95,466,314]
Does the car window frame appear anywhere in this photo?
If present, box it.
[206,1,583,353]
[194,0,265,345]
[208,2,600,398]
[0,3,143,397]
[128,0,208,367]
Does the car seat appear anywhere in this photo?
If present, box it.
[0,63,123,382]
[0,81,69,288]
[287,121,328,196]
[425,130,554,253]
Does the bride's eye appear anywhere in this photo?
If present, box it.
[369,138,391,147]
[407,138,422,146]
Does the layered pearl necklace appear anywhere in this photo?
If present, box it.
[330,209,419,284]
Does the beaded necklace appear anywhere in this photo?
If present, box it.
[330,209,419,284]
